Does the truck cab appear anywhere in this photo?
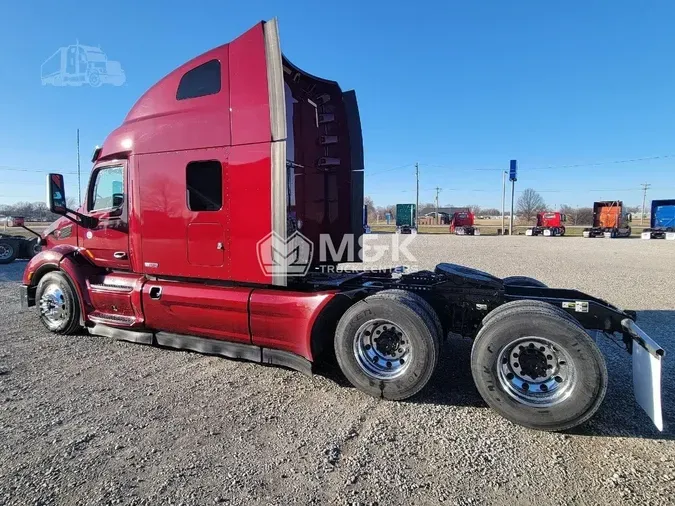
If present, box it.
[583,201,632,238]
[641,199,675,240]
[450,211,478,235]
[526,212,566,237]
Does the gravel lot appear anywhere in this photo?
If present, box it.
[1,236,673,505]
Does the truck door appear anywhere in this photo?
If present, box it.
[81,162,130,270]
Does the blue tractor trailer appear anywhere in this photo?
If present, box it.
[641,199,675,240]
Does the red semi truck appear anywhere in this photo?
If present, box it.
[450,211,479,235]
[19,20,663,432]
[526,212,566,237]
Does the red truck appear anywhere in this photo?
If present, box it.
[526,212,566,237]
[450,211,479,235]
[19,20,663,432]
[583,201,632,238]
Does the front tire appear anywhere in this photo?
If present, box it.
[471,304,607,431]
[334,291,440,400]
[35,272,81,334]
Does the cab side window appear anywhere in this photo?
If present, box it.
[89,166,124,211]
[186,160,222,211]
[176,59,221,100]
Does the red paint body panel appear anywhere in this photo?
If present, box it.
[137,147,231,280]
[537,212,565,228]
[250,290,336,360]
[142,280,251,344]
[450,212,474,232]
[227,143,272,284]
[229,23,270,146]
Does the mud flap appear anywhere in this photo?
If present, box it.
[622,319,665,430]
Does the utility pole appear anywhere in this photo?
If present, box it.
[501,171,506,235]
[77,128,81,205]
[415,163,419,227]
[434,186,442,225]
[641,183,651,225]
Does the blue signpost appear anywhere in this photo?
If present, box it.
[509,160,517,235]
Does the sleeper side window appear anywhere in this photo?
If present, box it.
[176,59,221,100]
[186,161,222,211]
[89,166,124,211]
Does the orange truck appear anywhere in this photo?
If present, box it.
[583,201,632,238]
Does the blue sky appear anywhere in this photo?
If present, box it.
[1,1,674,210]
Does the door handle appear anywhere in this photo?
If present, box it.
[216,242,224,250]
[149,286,162,300]
[113,251,127,259]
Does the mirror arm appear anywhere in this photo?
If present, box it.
[63,208,99,229]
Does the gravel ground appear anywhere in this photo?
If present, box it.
[1,236,673,506]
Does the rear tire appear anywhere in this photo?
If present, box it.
[0,239,18,264]
[334,291,440,400]
[35,272,81,334]
[471,304,607,431]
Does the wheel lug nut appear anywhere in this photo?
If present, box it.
[540,384,548,392]
[554,376,563,383]
[522,383,530,391]
[386,362,392,368]
[365,344,371,350]
[546,354,553,360]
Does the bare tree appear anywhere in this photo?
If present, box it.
[516,189,546,223]
[559,204,594,226]
[466,204,482,215]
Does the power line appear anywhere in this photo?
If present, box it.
[0,165,78,174]
[417,154,674,173]
[365,162,416,177]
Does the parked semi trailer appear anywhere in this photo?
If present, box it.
[20,19,663,432]
[583,201,632,238]
[641,199,675,240]
[0,217,42,264]
[450,211,479,235]
[396,203,417,234]
[526,212,566,237]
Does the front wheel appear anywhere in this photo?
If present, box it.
[334,291,440,400]
[471,304,607,431]
[35,271,81,334]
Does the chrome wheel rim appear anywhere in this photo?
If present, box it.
[353,319,411,380]
[0,244,13,260]
[39,284,68,327]
[497,337,576,407]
